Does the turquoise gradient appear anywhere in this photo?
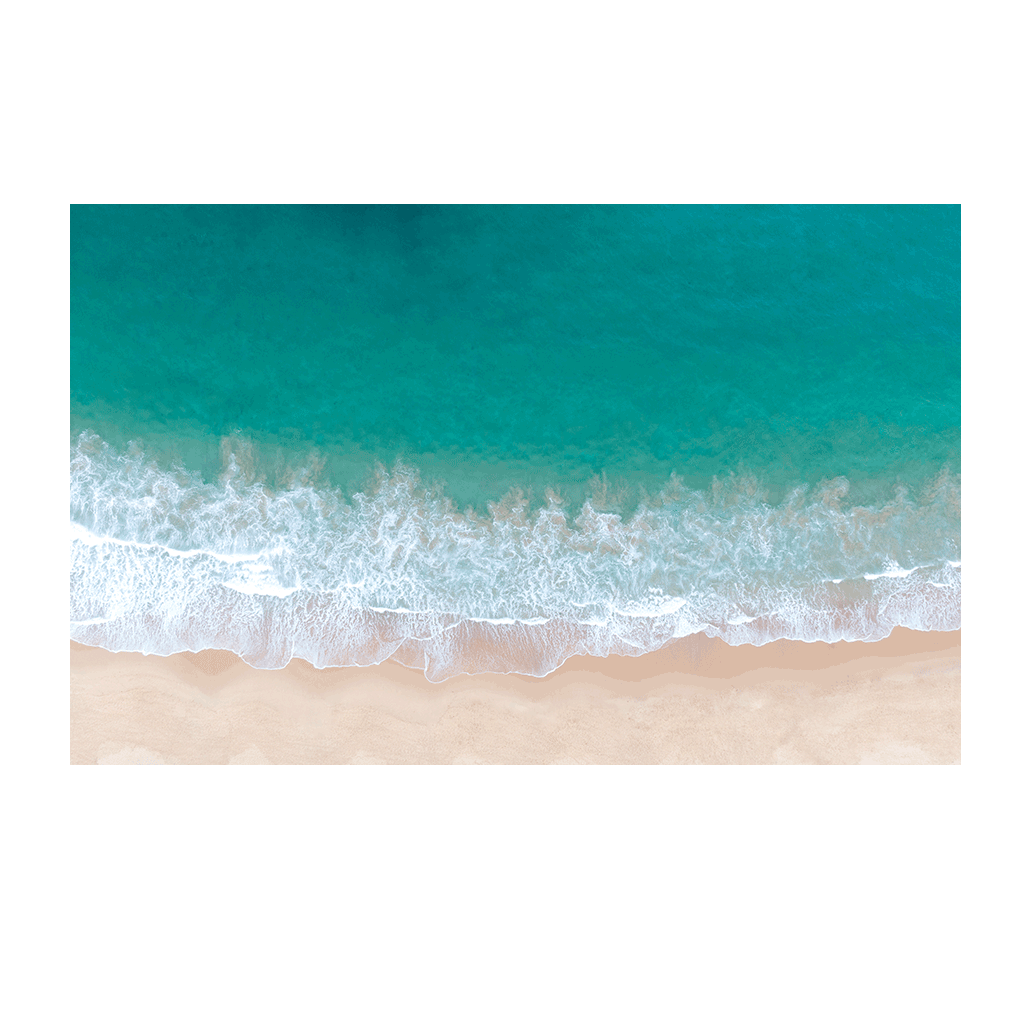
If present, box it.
[72,204,959,511]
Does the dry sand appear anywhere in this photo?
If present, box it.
[70,629,959,764]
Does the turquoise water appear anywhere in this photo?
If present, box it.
[70,205,960,677]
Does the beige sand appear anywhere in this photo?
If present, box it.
[70,629,959,765]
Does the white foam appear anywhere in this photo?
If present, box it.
[863,562,923,580]
[72,522,286,564]
[69,433,961,680]
[222,580,302,598]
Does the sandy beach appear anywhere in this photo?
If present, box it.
[70,628,959,764]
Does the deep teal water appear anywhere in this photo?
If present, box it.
[70,205,960,675]
[72,204,958,508]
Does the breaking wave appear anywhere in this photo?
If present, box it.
[70,433,960,680]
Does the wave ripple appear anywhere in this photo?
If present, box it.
[70,434,960,680]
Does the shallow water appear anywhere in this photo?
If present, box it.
[70,204,960,675]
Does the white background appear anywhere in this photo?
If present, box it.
[2,1,1022,1024]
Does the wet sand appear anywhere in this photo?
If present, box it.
[71,629,959,764]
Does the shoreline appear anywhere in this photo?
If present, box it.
[71,629,960,764]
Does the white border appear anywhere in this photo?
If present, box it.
[6,1,1022,1023]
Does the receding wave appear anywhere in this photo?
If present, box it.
[70,433,960,681]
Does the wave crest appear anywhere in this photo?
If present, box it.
[70,433,960,680]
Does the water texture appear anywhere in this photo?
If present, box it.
[70,204,960,676]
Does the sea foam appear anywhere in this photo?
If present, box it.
[70,433,961,680]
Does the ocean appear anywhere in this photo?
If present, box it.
[70,204,960,680]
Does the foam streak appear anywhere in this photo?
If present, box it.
[70,433,961,680]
